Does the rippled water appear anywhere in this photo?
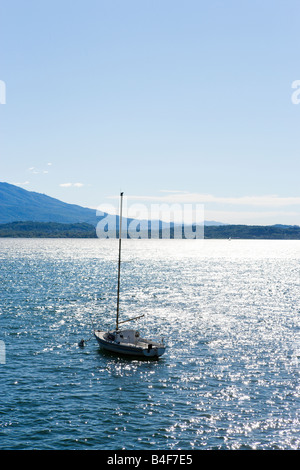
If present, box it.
[0,239,299,450]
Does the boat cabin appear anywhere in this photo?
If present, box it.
[109,329,141,345]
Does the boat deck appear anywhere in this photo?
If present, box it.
[94,329,165,357]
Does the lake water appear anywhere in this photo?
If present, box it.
[0,239,299,450]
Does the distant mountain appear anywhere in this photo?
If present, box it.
[204,224,300,239]
[0,185,299,239]
[0,182,226,227]
[1,220,300,239]
[0,182,99,225]
[0,221,96,238]
[203,220,226,226]
[272,224,300,229]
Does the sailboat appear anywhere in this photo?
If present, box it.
[94,192,166,358]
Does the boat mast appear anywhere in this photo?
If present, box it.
[116,191,123,331]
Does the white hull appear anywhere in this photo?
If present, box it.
[94,330,166,358]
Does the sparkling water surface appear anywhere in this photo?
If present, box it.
[0,239,299,450]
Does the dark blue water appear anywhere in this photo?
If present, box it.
[0,239,299,449]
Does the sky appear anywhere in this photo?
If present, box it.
[1,0,300,225]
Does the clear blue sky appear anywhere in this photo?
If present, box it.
[1,0,300,224]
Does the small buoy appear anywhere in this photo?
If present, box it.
[78,339,85,347]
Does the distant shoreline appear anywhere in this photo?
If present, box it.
[1,221,300,239]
